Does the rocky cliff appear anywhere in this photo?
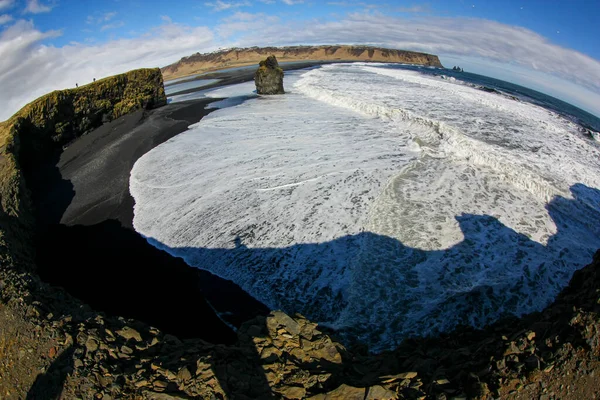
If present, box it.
[0,68,166,274]
[1,67,600,399]
[161,45,444,81]
[255,55,285,95]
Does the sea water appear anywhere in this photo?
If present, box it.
[130,63,600,351]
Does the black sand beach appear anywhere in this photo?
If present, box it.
[30,79,275,343]
[166,61,332,97]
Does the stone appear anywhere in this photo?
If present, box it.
[86,337,99,353]
[504,342,521,356]
[144,392,189,400]
[271,311,301,335]
[276,385,306,399]
[254,55,285,95]
[309,384,366,400]
[260,346,282,361]
[134,380,149,388]
[366,385,397,399]
[153,380,169,389]
[116,326,142,342]
[382,372,418,382]
[177,366,192,382]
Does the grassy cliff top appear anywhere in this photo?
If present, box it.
[0,68,166,151]
[162,45,444,81]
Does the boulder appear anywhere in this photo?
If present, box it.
[255,55,285,94]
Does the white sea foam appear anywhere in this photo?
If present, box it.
[131,63,600,351]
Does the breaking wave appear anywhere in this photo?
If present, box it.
[130,64,600,351]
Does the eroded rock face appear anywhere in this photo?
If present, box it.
[254,55,285,95]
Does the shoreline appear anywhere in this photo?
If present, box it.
[165,60,330,97]
[31,61,332,340]
[31,95,268,342]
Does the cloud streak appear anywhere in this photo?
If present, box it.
[217,11,280,38]
[87,12,117,25]
[204,1,251,12]
[24,0,53,14]
[0,0,14,11]
[0,13,12,24]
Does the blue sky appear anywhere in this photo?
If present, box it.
[0,0,599,120]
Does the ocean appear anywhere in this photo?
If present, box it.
[130,63,600,352]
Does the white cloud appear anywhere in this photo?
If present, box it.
[281,0,303,4]
[204,1,251,12]
[217,12,280,39]
[0,0,14,11]
[396,5,431,13]
[327,1,381,8]
[257,0,275,3]
[24,0,53,14]
[87,11,117,25]
[0,19,215,121]
[0,13,12,24]
[100,21,125,31]
[85,11,117,25]
[160,15,172,24]
[221,13,600,108]
[86,11,123,33]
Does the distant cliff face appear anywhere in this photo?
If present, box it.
[162,45,444,80]
[0,67,166,272]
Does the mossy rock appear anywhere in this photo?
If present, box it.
[254,55,285,95]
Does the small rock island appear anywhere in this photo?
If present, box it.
[254,55,285,95]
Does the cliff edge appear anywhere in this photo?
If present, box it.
[0,68,166,273]
[161,45,444,81]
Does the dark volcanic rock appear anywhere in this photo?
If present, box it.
[254,55,284,95]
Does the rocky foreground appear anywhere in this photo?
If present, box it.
[1,67,600,399]
[161,45,443,81]
[2,250,600,399]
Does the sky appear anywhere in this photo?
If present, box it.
[0,0,599,121]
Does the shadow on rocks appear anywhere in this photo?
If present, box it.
[26,345,75,400]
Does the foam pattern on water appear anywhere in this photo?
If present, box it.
[131,64,600,351]
[131,81,418,324]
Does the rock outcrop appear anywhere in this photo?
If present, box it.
[161,45,444,80]
[255,55,285,95]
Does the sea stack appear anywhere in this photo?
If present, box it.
[254,55,284,94]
